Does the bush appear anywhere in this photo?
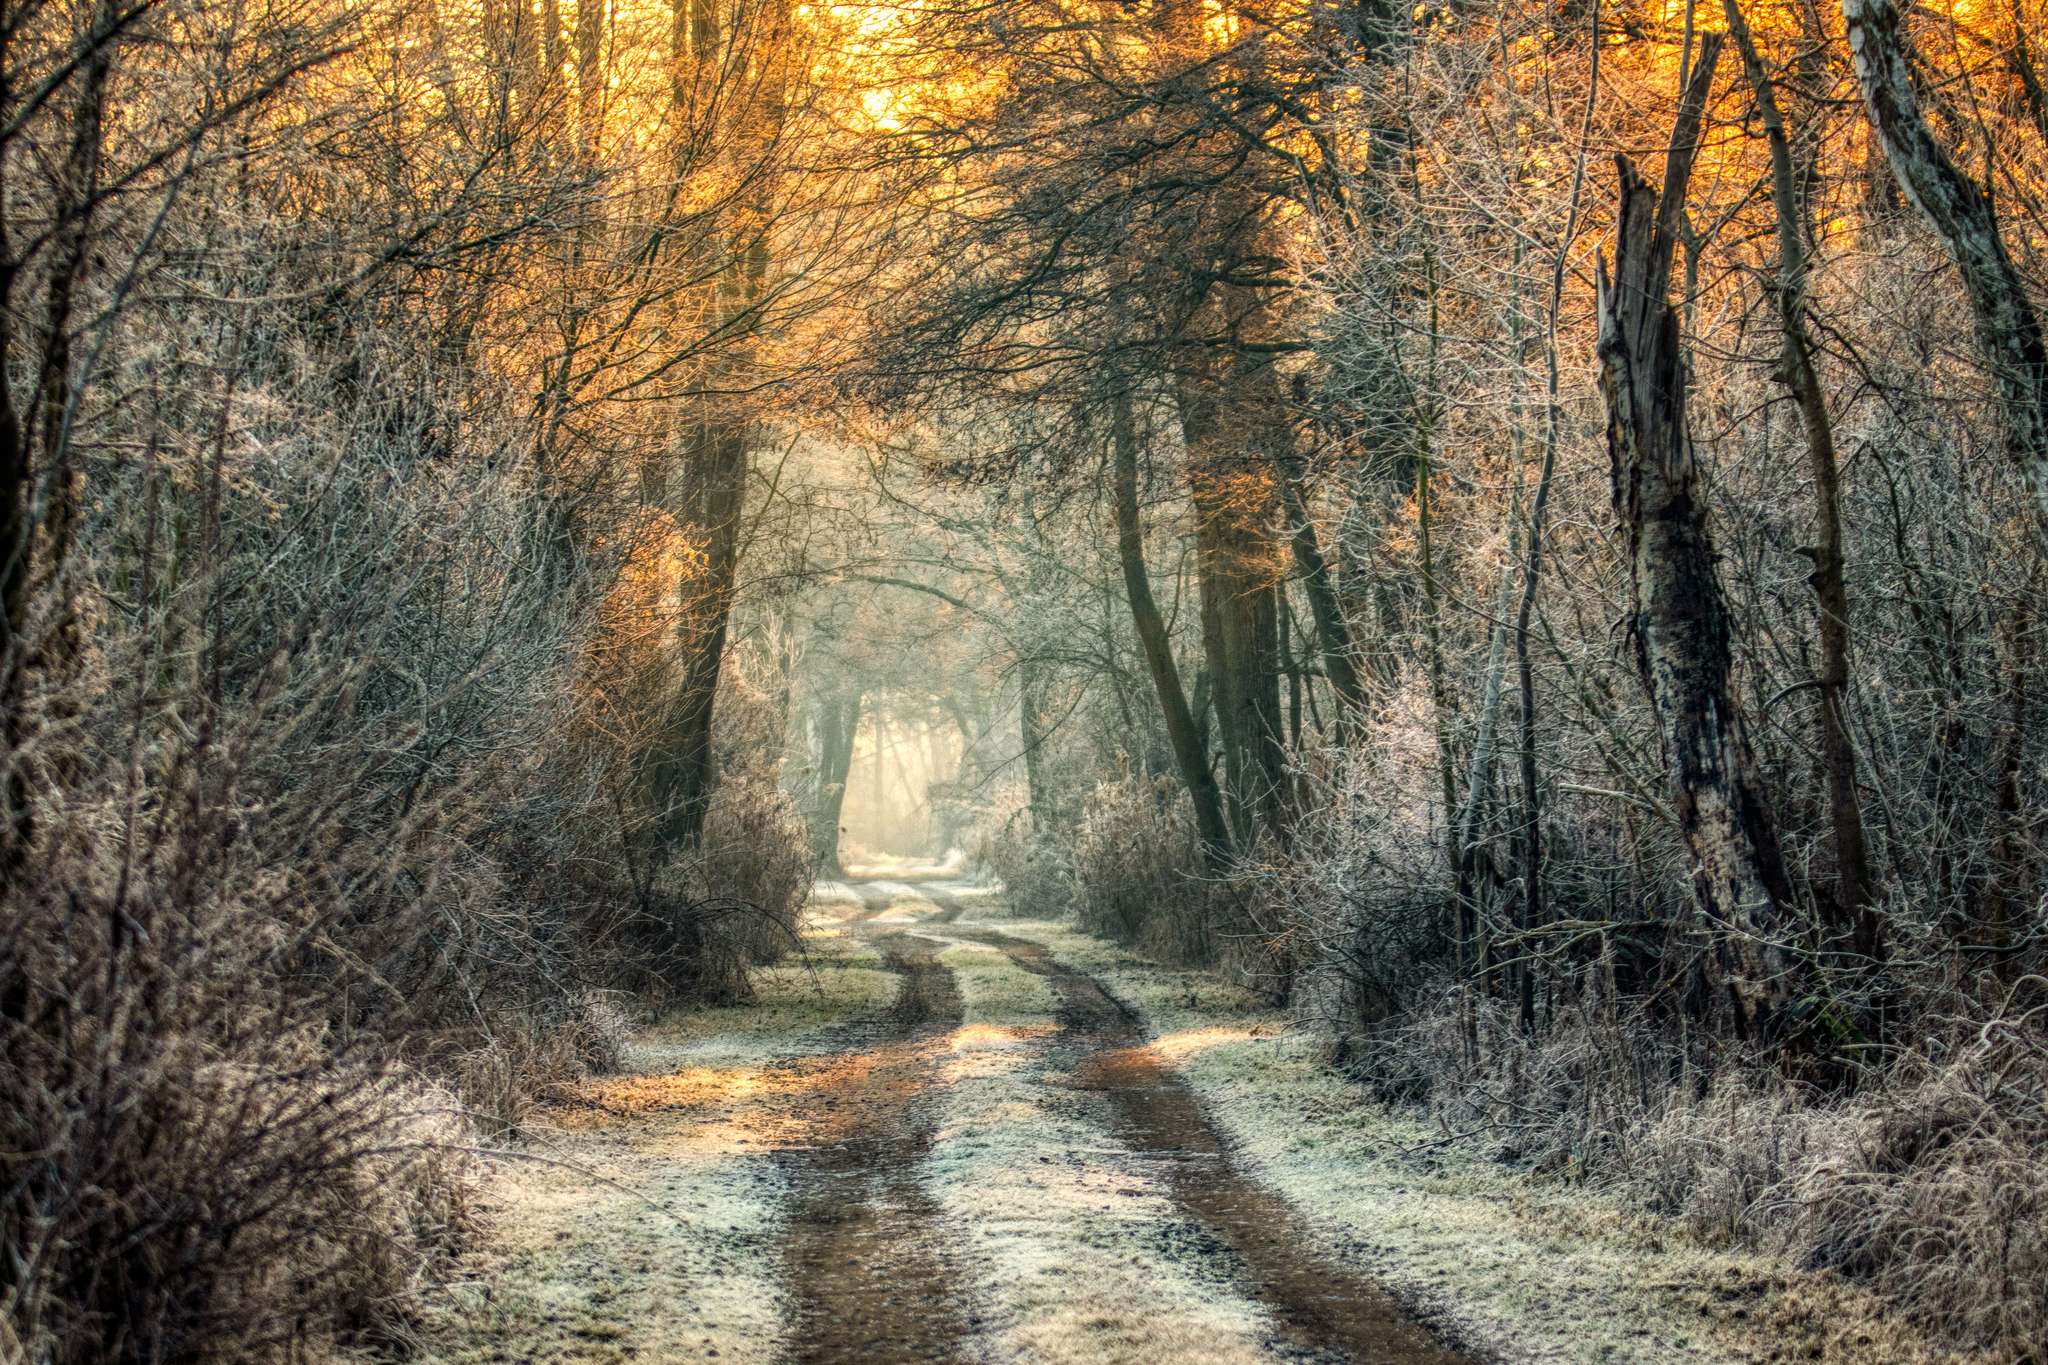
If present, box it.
[1339,956,2048,1356]
[0,460,756,1359]
[971,784,1074,918]
[1072,771,1234,964]
[687,765,815,977]
[1627,991,2048,1355]
[1254,740,1452,1028]
[587,758,815,1010]
[0,776,480,1363]
[442,993,637,1134]
[1339,966,1688,1177]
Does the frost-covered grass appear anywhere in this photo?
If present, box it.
[935,881,1011,913]
[992,919,1967,1365]
[632,929,899,1069]
[854,881,933,922]
[415,1125,785,1365]
[919,936,1282,1365]
[416,909,901,1365]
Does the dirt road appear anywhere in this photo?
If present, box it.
[781,887,1457,1364]
[943,922,1454,1364]
[419,871,1895,1365]
[417,873,1462,1364]
[776,928,970,1363]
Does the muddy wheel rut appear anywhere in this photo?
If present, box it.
[940,920,1464,1365]
[774,927,974,1364]
[912,883,968,923]
[847,880,898,920]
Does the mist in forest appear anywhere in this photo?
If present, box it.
[837,716,962,861]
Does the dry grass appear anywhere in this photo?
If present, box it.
[971,787,1077,920]
[1630,987,2048,1357]
[1070,773,1242,966]
[414,1120,788,1365]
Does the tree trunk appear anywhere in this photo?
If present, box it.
[1595,34,1807,1045]
[1843,0,2048,526]
[1273,451,1368,726]
[1726,0,1879,959]
[1279,587,1302,748]
[654,416,749,850]
[1111,389,1234,869]
[0,2,115,871]
[1177,360,1289,848]
[1452,533,1515,989]
[1017,650,1053,834]
[652,0,783,852]
[811,691,861,875]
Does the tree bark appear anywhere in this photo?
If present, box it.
[1726,0,1879,959]
[1843,0,2048,526]
[1177,359,1289,848]
[1112,389,1234,869]
[1595,34,1807,1045]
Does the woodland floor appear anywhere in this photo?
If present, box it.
[413,866,1969,1365]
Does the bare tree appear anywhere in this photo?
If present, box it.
[1843,0,2048,526]
[1725,0,1878,958]
[1596,35,1806,1044]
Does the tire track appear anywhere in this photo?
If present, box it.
[947,925,1465,1365]
[907,882,968,923]
[848,880,900,920]
[774,930,973,1364]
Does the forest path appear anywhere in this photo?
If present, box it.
[939,922,1458,1364]
[418,871,1944,1365]
[415,870,1462,1364]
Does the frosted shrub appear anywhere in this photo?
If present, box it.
[1790,1023,2048,1353]
[1072,771,1229,963]
[1264,715,1454,1034]
[0,783,482,1363]
[451,992,638,1132]
[1627,1076,1828,1234]
[973,784,1075,918]
[691,765,815,970]
[1604,994,2048,1355]
[612,770,815,1009]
